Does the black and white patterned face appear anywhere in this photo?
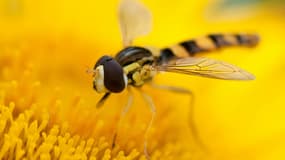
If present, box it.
[93,56,127,93]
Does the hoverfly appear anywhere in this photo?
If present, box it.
[90,0,259,157]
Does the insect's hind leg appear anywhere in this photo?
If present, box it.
[149,83,208,152]
[139,90,156,160]
[112,87,134,149]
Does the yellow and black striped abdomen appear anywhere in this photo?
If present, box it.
[158,33,259,63]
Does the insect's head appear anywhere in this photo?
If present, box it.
[92,56,128,93]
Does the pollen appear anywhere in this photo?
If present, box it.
[0,101,191,159]
[0,39,194,159]
[1,0,284,159]
[0,103,127,159]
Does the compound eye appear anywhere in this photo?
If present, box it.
[95,56,126,93]
[94,55,113,69]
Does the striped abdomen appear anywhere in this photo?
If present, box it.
[158,33,259,63]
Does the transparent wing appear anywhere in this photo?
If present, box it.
[119,0,152,47]
[156,57,255,80]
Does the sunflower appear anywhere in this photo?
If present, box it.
[1,0,285,159]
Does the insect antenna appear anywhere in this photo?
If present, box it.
[85,65,98,78]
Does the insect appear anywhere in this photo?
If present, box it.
[90,0,259,158]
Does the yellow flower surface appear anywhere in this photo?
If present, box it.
[0,0,285,159]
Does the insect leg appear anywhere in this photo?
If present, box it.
[112,87,134,148]
[150,83,208,152]
[139,90,156,160]
[96,93,111,108]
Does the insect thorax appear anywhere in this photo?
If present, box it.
[115,46,157,87]
[123,60,156,86]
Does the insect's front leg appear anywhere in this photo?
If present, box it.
[96,93,111,108]
[149,82,208,152]
[112,87,134,149]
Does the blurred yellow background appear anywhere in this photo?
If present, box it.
[0,0,285,159]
